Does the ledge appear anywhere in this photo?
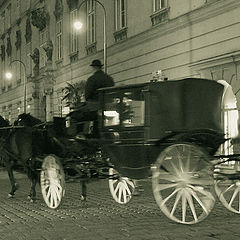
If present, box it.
[86,42,97,55]
[69,52,78,63]
[189,50,240,70]
[150,7,169,26]
[113,27,128,42]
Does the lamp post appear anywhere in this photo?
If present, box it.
[75,0,107,72]
[6,60,27,113]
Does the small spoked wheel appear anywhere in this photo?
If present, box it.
[214,166,240,213]
[152,143,215,224]
[109,168,135,204]
[40,154,65,209]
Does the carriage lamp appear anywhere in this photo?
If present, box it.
[75,0,107,73]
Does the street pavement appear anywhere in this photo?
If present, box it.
[0,170,240,240]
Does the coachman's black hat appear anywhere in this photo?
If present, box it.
[90,59,103,67]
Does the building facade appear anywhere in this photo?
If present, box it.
[0,0,239,137]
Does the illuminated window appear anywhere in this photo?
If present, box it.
[103,88,145,127]
[70,9,78,54]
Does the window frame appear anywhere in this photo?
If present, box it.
[39,28,48,68]
[86,0,96,45]
[153,0,167,12]
[115,0,127,31]
[70,9,78,54]
[56,19,63,61]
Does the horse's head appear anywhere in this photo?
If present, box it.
[0,115,10,127]
[15,113,42,127]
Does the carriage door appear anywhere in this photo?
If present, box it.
[218,80,239,157]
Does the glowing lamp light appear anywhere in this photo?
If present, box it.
[74,21,83,30]
[5,72,13,79]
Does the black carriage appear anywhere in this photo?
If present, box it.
[2,77,240,225]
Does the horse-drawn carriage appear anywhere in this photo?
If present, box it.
[1,77,240,225]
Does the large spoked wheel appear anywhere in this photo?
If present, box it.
[214,165,240,213]
[109,168,135,204]
[40,154,65,209]
[152,143,215,224]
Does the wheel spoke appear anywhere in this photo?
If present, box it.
[161,188,180,206]
[154,183,178,192]
[123,181,131,195]
[50,192,54,207]
[222,183,235,194]
[152,144,214,224]
[122,188,127,203]
[188,185,213,200]
[125,178,135,189]
[181,190,187,222]
[188,177,213,186]
[118,185,123,202]
[176,146,185,172]
[185,145,191,172]
[185,189,198,221]
[188,188,209,214]
[157,173,178,182]
[41,155,65,209]
[114,183,120,195]
[229,188,239,207]
[170,191,181,216]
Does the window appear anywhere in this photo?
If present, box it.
[26,41,32,76]
[6,4,11,29]
[115,0,126,31]
[40,28,48,67]
[0,12,5,35]
[87,0,96,45]
[70,9,78,54]
[121,90,145,127]
[16,0,21,19]
[56,20,63,60]
[103,88,145,127]
[153,0,166,12]
[104,92,121,126]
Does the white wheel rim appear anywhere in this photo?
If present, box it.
[109,168,135,204]
[152,144,215,224]
[214,178,240,213]
[41,155,65,209]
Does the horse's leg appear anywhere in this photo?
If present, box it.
[6,162,18,197]
[80,181,87,201]
[26,160,38,202]
[28,173,37,202]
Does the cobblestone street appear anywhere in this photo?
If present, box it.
[0,170,240,240]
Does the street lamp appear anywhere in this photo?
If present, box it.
[75,0,107,72]
[5,60,27,113]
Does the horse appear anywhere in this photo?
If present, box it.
[15,113,103,203]
[0,113,60,202]
[0,114,39,201]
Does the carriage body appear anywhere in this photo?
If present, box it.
[98,78,225,179]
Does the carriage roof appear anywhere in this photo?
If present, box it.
[99,78,224,138]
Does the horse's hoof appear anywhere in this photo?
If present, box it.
[80,195,86,201]
[14,183,19,190]
[8,193,14,198]
[30,199,35,203]
[27,195,31,200]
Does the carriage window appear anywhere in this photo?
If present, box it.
[122,89,145,127]
[103,93,120,126]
